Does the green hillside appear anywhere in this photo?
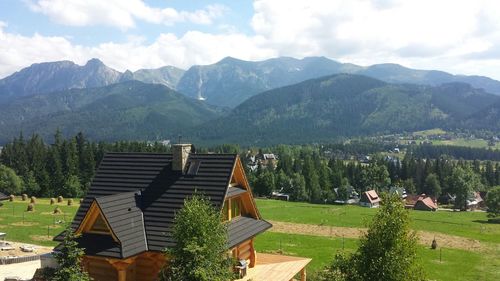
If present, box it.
[195,74,500,145]
[0,80,225,142]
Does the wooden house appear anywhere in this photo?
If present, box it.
[414,194,438,211]
[55,144,310,281]
[359,190,380,208]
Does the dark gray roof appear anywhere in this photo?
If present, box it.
[227,216,272,248]
[0,191,9,201]
[95,191,148,258]
[58,152,269,258]
[226,186,247,198]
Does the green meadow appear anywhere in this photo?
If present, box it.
[0,198,80,247]
[1,198,499,280]
[255,199,500,243]
[255,232,500,281]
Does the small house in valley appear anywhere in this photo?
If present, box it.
[359,190,381,208]
[414,194,438,211]
[54,144,310,281]
[467,192,484,210]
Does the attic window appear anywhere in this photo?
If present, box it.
[90,213,110,234]
[186,160,201,175]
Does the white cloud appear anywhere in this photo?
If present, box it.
[2,0,500,80]
[0,23,275,78]
[27,0,227,29]
[249,0,500,78]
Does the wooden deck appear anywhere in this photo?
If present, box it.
[234,253,311,281]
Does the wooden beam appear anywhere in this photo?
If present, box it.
[108,258,135,281]
[301,267,307,281]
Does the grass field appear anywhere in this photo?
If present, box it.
[1,198,499,280]
[0,198,80,247]
[256,199,500,243]
[432,138,500,149]
[255,232,500,281]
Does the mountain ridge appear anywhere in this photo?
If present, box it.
[192,74,500,145]
[2,56,500,108]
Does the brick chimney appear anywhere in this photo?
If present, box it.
[172,144,191,172]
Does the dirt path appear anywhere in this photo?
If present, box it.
[268,220,484,252]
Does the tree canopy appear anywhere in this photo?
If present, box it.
[52,227,92,281]
[485,186,500,218]
[0,164,23,195]
[158,194,232,281]
[318,195,425,281]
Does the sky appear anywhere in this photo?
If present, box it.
[1,0,500,79]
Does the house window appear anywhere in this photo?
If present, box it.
[90,214,110,233]
[223,197,242,221]
[231,198,241,218]
[186,160,201,175]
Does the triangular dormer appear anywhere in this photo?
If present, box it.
[76,201,118,241]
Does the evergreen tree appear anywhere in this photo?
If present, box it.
[159,195,231,281]
[291,173,308,201]
[52,227,92,281]
[47,147,65,197]
[63,175,83,198]
[24,171,41,196]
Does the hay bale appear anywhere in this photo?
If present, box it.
[79,198,84,204]
[27,203,35,212]
[50,198,56,205]
[67,199,73,206]
[57,196,64,203]
[22,194,28,201]
[431,238,438,250]
[30,196,36,204]
[53,207,62,214]
[9,194,15,202]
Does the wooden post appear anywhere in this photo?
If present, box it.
[301,267,307,281]
[109,260,133,281]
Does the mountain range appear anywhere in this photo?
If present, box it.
[0,80,224,143]
[194,75,500,145]
[2,56,500,108]
[0,57,500,144]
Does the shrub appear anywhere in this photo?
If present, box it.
[159,194,232,281]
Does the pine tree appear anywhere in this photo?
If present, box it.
[52,227,92,281]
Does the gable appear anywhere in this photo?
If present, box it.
[225,156,260,219]
[76,201,118,242]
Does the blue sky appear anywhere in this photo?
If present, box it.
[1,0,500,80]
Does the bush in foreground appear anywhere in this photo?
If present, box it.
[158,194,232,281]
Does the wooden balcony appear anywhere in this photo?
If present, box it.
[234,253,311,281]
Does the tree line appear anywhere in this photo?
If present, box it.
[0,131,169,198]
[1,132,499,210]
[245,144,500,210]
